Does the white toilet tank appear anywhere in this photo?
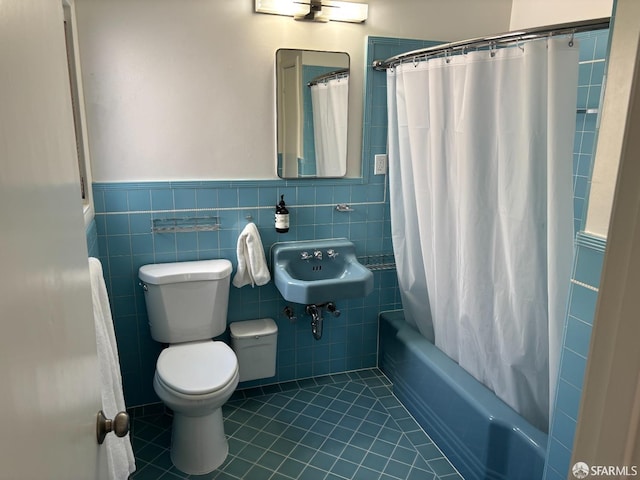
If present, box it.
[139,259,233,343]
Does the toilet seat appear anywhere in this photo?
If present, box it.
[156,341,237,395]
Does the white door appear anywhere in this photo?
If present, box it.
[281,56,302,177]
[0,1,108,479]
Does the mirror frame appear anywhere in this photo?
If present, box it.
[275,48,351,179]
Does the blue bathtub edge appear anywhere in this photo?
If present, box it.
[378,309,548,480]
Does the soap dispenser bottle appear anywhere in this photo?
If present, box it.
[275,194,290,233]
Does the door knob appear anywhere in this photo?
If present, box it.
[96,410,130,445]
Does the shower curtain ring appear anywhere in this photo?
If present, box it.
[413,56,419,68]
[445,50,451,63]
[490,43,496,57]
[568,32,575,47]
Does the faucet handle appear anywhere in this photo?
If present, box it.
[313,250,323,260]
[300,251,312,261]
[326,302,341,317]
[283,306,297,322]
[326,249,339,259]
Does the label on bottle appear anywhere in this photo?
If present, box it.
[275,213,289,230]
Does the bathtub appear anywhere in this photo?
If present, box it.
[378,310,548,480]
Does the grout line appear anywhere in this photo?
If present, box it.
[95,202,387,216]
[571,278,599,292]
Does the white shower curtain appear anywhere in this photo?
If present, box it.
[310,76,348,176]
[387,38,577,431]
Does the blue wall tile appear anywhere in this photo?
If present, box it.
[127,189,151,211]
[546,439,572,478]
[568,283,598,325]
[150,189,173,211]
[86,217,100,258]
[104,190,129,212]
[552,411,577,450]
[173,188,196,209]
[560,348,587,392]
[572,29,610,231]
[555,379,582,421]
[105,214,130,236]
[574,245,604,287]
[544,235,606,480]
[129,213,151,234]
[106,235,132,256]
[218,188,239,208]
[564,316,593,355]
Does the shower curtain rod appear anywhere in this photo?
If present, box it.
[308,68,349,87]
[372,17,610,71]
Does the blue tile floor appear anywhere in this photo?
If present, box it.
[129,369,463,479]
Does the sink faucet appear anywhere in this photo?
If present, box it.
[326,249,339,259]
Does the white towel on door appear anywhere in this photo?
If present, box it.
[89,257,136,479]
[232,222,271,288]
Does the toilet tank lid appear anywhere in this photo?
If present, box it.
[230,318,277,338]
[139,259,232,285]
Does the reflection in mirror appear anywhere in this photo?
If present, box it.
[276,49,350,178]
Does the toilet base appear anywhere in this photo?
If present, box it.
[170,408,228,475]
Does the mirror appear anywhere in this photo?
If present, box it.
[276,49,350,178]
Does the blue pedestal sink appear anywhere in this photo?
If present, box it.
[271,238,374,305]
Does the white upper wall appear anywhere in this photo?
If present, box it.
[511,0,618,238]
[585,0,640,237]
[76,0,619,185]
[75,0,512,182]
[510,0,613,29]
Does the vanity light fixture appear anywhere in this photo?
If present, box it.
[255,0,368,24]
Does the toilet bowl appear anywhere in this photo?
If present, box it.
[152,340,239,474]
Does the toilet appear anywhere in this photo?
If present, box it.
[138,259,239,475]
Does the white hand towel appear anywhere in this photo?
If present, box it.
[89,257,136,479]
[232,222,271,288]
